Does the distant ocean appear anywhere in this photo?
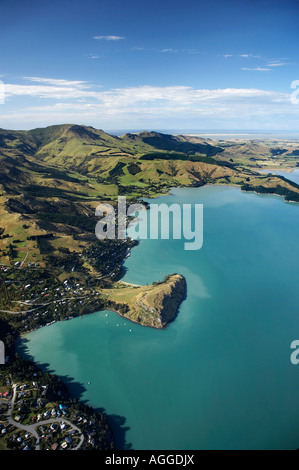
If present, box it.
[108,129,299,140]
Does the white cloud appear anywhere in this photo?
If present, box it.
[23,77,90,87]
[132,47,203,55]
[131,47,146,51]
[4,80,291,106]
[1,78,297,130]
[4,77,101,100]
[239,54,261,58]
[93,35,124,41]
[159,48,179,53]
[222,53,262,59]
[241,67,272,72]
[5,84,99,100]
[266,62,289,67]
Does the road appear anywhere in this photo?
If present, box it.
[0,295,91,315]
[1,384,84,450]
[20,252,29,269]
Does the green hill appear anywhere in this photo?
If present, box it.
[1,123,299,268]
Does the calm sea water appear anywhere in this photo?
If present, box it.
[18,184,299,450]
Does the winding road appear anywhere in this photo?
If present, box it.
[1,384,84,450]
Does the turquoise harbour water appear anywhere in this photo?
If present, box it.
[260,168,299,185]
[18,184,299,450]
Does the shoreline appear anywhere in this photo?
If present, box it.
[11,180,299,452]
[16,172,299,342]
[117,280,142,287]
[6,173,299,450]
[12,172,299,342]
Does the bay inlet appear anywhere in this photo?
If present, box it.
[18,185,299,450]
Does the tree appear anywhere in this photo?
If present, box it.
[8,243,16,260]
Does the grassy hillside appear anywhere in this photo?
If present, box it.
[1,124,299,270]
[102,274,187,328]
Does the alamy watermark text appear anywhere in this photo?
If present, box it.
[95,196,203,251]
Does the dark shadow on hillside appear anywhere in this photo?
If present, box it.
[101,413,132,450]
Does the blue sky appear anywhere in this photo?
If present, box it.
[0,0,299,131]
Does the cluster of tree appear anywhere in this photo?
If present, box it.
[108,162,126,182]
[24,184,89,200]
[83,239,136,279]
[270,148,287,156]
[8,243,16,259]
[37,212,96,232]
[48,250,86,273]
[29,163,83,183]
[127,162,142,175]
[105,299,129,315]
[241,183,299,202]
[140,152,235,168]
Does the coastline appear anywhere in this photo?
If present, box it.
[15,172,299,342]
[4,169,299,451]
[14,182,299,451]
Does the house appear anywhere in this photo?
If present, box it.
[36,398,43,408]
[51,443,59,450]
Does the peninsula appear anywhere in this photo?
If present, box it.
[104,274,187,328]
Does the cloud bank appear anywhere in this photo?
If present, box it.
[93,35,125,41]
[1,77,297,130]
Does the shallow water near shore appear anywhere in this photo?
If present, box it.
[18,184,299,450]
